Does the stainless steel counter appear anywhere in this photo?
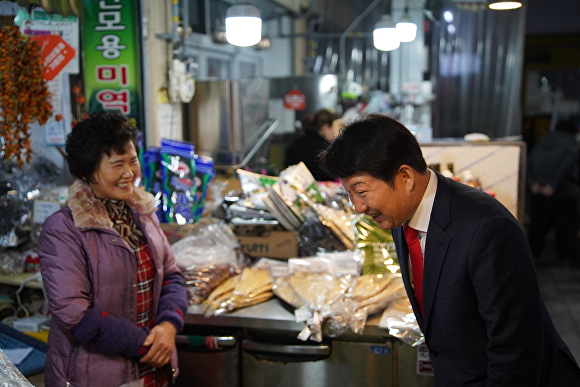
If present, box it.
[185,298,389,340]
[180,299,435,387]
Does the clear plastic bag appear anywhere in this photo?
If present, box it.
[324,297,367,337]
[0,349,33,387]
[324,273,405,338]
[0,250,26,276]
[29,185,68,248]
[0,179,32,248]
[378,296,425,347]
[297,211,348,255]
[204,265,273,317]
[182,263,241,305]
[280,256,358,342]
[171,221,240,271]
[119,380,144,387]
[353,215,400,275]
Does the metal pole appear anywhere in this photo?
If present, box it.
[338,0,383,76]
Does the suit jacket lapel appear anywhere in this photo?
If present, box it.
[422,172,452,328]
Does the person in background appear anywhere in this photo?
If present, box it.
[38,111,188,387]
[285,108,338,181]
[527,119,580,267]
[319,113,580,386]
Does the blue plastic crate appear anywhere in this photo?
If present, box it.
[0,323,48,377]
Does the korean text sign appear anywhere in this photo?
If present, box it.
[82,0,142,126]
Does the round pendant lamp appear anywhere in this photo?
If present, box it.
[373,14,400,51]
[396,6,417,43]
[488,1,523,10]
[226,0,262,47]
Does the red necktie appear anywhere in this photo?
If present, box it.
[403,224,424,316]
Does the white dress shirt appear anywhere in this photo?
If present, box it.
[405,169,438,282]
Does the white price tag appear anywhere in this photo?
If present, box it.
[268,264,289,278]
[320,304,332,318]
[33,200,61,224]
[297,326,311,341]
[288,257,331,274]
[308,311,322,325]
[294,305,313,322]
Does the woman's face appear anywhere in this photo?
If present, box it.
[320,123,335,142]
[89,141,140,201]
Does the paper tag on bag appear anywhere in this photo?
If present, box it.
[294,305,313,322]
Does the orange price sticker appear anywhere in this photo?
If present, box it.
[30,35,76,81]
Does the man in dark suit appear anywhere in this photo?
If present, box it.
[319,114,580,386]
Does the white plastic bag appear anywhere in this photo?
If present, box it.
[0,349,33,387]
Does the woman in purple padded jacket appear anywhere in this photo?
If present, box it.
[38,111,188,387]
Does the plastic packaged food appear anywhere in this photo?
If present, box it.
[182,263,240,305]
[160,138,196,224]
[353,215,400,274]
[204,266,274,316]
[378,295,425,347]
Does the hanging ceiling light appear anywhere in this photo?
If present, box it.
[396,6,417,43]
[225,0,262,47]
[488,1,523,10]
[373,14,400,51]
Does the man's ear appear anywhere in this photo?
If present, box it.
[398,165,416,192]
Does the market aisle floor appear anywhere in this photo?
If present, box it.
[23,234,580,387]
[535,231,580,363]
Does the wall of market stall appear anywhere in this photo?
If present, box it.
[0,1,526,385]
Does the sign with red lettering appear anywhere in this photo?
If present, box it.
[284,88,306,111]
[30,35,76,81]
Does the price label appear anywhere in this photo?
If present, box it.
[294,305,313,322]
[33,200,61,224]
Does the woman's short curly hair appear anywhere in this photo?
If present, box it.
[65,110,138,183]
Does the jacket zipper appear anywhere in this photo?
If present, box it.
[65,339,81,386]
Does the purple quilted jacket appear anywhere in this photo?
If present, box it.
[38,180,188,387]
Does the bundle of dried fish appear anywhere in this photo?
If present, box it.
[204,266,273,316]
[288,272,352,310]
[182,263,240,305]
[272,276,304,309]
[322,274,405,337]
[351,273,394,301]
[357,275,405,315]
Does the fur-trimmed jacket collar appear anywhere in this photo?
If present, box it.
[67,179,157,230]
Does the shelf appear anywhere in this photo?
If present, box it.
[0,273,43,290]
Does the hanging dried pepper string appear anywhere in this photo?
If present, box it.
[0,25,52,168]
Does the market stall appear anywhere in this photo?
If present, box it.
[177,298,433,387]
[161,161,434,387]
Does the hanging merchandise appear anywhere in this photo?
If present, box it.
[160,138,197,224]
[0,26,52,167]
[13,0,86,19]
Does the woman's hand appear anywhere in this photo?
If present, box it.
[139,321,177,368]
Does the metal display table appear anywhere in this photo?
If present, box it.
[179,299,435,387]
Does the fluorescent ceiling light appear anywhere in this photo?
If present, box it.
[373,14,400,51]
[226,1,262,47]
[488,1,523,10]
[396,7,417,43]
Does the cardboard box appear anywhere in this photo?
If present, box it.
[236,229,299,259]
